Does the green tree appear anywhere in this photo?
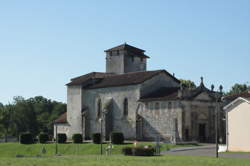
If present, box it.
[0,104,14,142]
[227,83,250,95]
[180,79,196,89]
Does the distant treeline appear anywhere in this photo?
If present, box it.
[0,96,66,142]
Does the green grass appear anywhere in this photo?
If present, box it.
[0,143,249,166]
[0,155,250,166]
[0,142,197,157]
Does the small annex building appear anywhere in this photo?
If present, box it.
[224,91,250,152]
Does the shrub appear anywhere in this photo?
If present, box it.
[72,133,83,143]
[20,132,34,144]
[57,133,67,143]
[122,146,155,156]
[111,132,124,144]
[39,133,49,144]
[122,147,133,155]
[92,133,101,144]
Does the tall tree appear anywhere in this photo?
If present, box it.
[0,104,14,142]
[180,79,196,89]
[227,83,250,95]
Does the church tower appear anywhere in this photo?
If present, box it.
[105,43,150,74]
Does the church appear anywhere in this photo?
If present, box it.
[54,43,223,143]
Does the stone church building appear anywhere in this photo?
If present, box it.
[54,43,222,143]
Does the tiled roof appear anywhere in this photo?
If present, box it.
[66,72,113,86]
[54,112,67,124]
[139,83,219,102]
[224,91,250,102]
[104,43,149,58]
[67,70,180,89]
[139,87,180,102]
[105,43,145,53]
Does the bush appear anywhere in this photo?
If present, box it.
[20,132,34,144]
[122,146,155,156]
[111,132,124,144]
[39,133,49,144]
[72,133,83,143]
[92,133,101,144]
[57,133,67,143]
[122,147,133,155]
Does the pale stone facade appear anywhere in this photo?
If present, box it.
[54,43,222,143]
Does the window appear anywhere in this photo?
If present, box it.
[97,99,101,118]
[123,98,128,116]
[117,50,119,55]
[155,102,160,110]
[168,102,172,110]
[131,57,134,62]
[140,57,143,62]
[109,51,112,56]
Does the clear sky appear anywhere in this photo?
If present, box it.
[0,0,249,104]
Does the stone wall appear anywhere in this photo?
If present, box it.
[82,85,141,139]
[66,85,83,138]
[138,100,183,141]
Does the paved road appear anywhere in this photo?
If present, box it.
[162,145,250,158]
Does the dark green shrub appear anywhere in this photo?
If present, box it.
[57,133,67,143]
[92,133,101,144]
[122,146,155,156]
[133,146,155,156]
[111,132,124,144]
[20,132,34,144]
[39,133,49,144]
[122,147,133,155]
[72,133,83,143]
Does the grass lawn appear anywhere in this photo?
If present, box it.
[0,142,198,157]
[0,155,250,166]
[0,143,249,166]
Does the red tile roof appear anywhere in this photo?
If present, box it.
[67,70,180,89]
[139,87,180,102]
[54,112,67,124]
[224,91,250,101]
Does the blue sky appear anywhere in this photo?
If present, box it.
[0,0,249,104]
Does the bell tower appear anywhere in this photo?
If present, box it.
[105,43,149,74]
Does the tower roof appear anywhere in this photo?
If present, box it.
[104,43,150,58]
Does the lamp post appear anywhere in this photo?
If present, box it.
[215,85,223,158]
[55,124,58,155]
[99,109,108,155]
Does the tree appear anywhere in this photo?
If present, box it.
[227,83,250,95]
[0,104,14,142]
[180,79,196,89]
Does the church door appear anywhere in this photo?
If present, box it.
[136,115,143,140]
[198,123,206,142]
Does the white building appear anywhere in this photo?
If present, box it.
[224,91,250,152]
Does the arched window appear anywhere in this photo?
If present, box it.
[97,99,101,118]
[123,98,128,116]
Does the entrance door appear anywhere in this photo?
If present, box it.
[136,115,143,140]
[198,124,206,142]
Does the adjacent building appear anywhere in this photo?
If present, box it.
[224,91,250,152]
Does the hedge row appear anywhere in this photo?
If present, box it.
[19,131,125,144]
[122,146,156,156]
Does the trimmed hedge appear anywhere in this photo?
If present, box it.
[57,133,67,143]
[122,146,155,156]
[92,133,101,144]
[39,133,49,144]
[111,132,124,144]
[72,133,83,143]
[20,132,34,144]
